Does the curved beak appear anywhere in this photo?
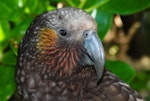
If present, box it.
[83,30,105,81]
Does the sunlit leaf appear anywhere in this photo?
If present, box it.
[0,20,10,41]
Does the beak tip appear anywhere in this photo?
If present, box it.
[95,64,104,82]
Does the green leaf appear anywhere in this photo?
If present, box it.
[0,20,10,42]
[1,51,17,66]
[66,0,80,7]
[23,0,50,15]
[0,0,19,19]
[11,16,34,39]
[0,1,12,19]
[130,71,150,91]
[84,0,110,12]
[105,60,136,83]
[0,66,16,101]
[1,0,19,9]
[93,9,113,39]
[102,0,150,15]
[66,0,109,10]
[9,7,25,22]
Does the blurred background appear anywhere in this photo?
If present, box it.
[0,0,150,101]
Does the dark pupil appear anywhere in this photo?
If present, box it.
[60,29,67,36]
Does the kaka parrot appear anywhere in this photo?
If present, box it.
[16,7,143,101]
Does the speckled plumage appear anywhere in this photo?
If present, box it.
[16,7,143,101]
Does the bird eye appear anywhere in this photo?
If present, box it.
[59,29,67,36]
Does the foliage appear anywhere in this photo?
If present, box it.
[0,0,150,100]
[106,60,136,83]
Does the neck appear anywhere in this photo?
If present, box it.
[35,45,86,79]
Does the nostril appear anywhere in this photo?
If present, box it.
[83,30,96,39]
[84,30,90,38]
[84,30,93,38]
[85,33,88,37]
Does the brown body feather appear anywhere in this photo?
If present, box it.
[17,67,142,101]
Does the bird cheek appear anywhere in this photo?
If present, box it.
[36,28,58,50]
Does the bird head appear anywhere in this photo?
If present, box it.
[18,7,105,81]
